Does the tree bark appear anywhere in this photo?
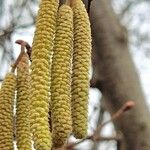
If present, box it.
[90,0,150,150]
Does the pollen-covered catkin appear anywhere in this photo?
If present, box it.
[30,0,59,149]
[0,73,16,150]
[16,52,32,150]
[51,4,73,148]
[71,0,91,138]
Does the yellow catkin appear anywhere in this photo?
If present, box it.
[0,73,16,150]
[71,0,91,138]
[51,4,73,148]
[16,53,32,150]
[30,0,59,149]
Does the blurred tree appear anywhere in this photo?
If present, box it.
[90,0,150,150]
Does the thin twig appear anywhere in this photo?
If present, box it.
[65,0,71,6]
[11,45,25,73]
[15,39,32,61]
[92,101,135,140]
[55,101,135,150]
[87,0,93,13]
[94,135,122,142]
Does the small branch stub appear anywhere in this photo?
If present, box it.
[11,45,25,73]
[15,39,32,61]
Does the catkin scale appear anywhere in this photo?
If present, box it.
[51,4,73,148]
[16,53,32,150]
[30,0,59,149]
[0,73,16,150]
[71,0,91,138]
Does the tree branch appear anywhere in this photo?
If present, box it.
[55,101,135,150]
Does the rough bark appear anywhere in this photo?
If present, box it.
[90,0,150,150]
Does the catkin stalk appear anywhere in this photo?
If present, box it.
[51,4,73,148]
[16,52,32,150]
[71,0,91,138]
[30,0,59,149]
[0,73,16,150]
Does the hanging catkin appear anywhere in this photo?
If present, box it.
[16,52,32,150]
[0,73,16,150]
[71,0,91,138]
[30,0,59,149]
[51,4,73,148]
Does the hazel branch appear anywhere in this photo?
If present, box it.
[11,45,25,73]
[15,39,32,61]
[92,100,135,140]
[55,100,135,150]
[94,135,122,142]
[87,0,93,13]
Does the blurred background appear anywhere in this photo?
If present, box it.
[0,0,150,149]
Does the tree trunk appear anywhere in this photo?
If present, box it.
[90,0,150,150]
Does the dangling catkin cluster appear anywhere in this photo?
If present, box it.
[71,0,91,138]
[16,52,32,150]
[30,0,59,149]
[0,0,92,149]
[0,73,16,150]
[51,4,73,148]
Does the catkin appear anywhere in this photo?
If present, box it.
[71,0,91,138]
[51,4,73,148]
[16,52,32,150]
[0,73,16,150]
[30,0,59,149]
